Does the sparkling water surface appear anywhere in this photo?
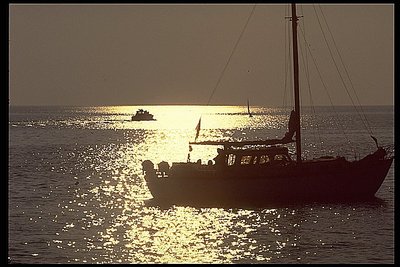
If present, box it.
[8,105,394,263]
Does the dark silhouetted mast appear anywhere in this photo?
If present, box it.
[291,3,302,163]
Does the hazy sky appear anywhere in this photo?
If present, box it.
[9,4,393,106]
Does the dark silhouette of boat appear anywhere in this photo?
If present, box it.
[131,109,155,121]
[142,4,394,207]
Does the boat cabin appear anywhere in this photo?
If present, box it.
[215,146,292,168]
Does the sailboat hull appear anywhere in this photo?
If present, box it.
[142,4,394,208]
[144,156,393,207]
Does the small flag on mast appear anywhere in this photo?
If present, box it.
[195,117,201,141]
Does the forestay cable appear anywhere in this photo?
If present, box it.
[194,5,257,142]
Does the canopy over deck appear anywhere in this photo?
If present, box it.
[189,138,295,148]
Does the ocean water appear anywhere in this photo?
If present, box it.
[8,105,394,263]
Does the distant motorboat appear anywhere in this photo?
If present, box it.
[131,109,155,121]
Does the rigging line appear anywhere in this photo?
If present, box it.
[298,27,355,153]
[312,5,372,137]
[298,5,316,146]
[193,5,256,142]
[299,4,323,151]
[298,32,323,150]
[206,4,257,105]
[317,5,374,135]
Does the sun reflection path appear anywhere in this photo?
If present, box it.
[123,207,234,263]
[120,207,307,263]
[48,105,309,263]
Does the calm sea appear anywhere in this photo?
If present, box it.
[8,105,394,264]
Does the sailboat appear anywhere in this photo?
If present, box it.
[247,99,253,117]
[142,4,393,207]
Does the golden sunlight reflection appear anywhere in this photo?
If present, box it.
[123,207,233,263]
[10,104,394,263]
[119,105,290,166]
[81,105,287,131]
[48,105,328,263]
[54,135,305,262]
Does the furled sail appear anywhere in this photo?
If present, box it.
[282,110,297,142]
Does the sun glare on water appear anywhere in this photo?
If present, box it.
[46,105,290,263]
[92,105,286,163]
[9,105,394,263]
